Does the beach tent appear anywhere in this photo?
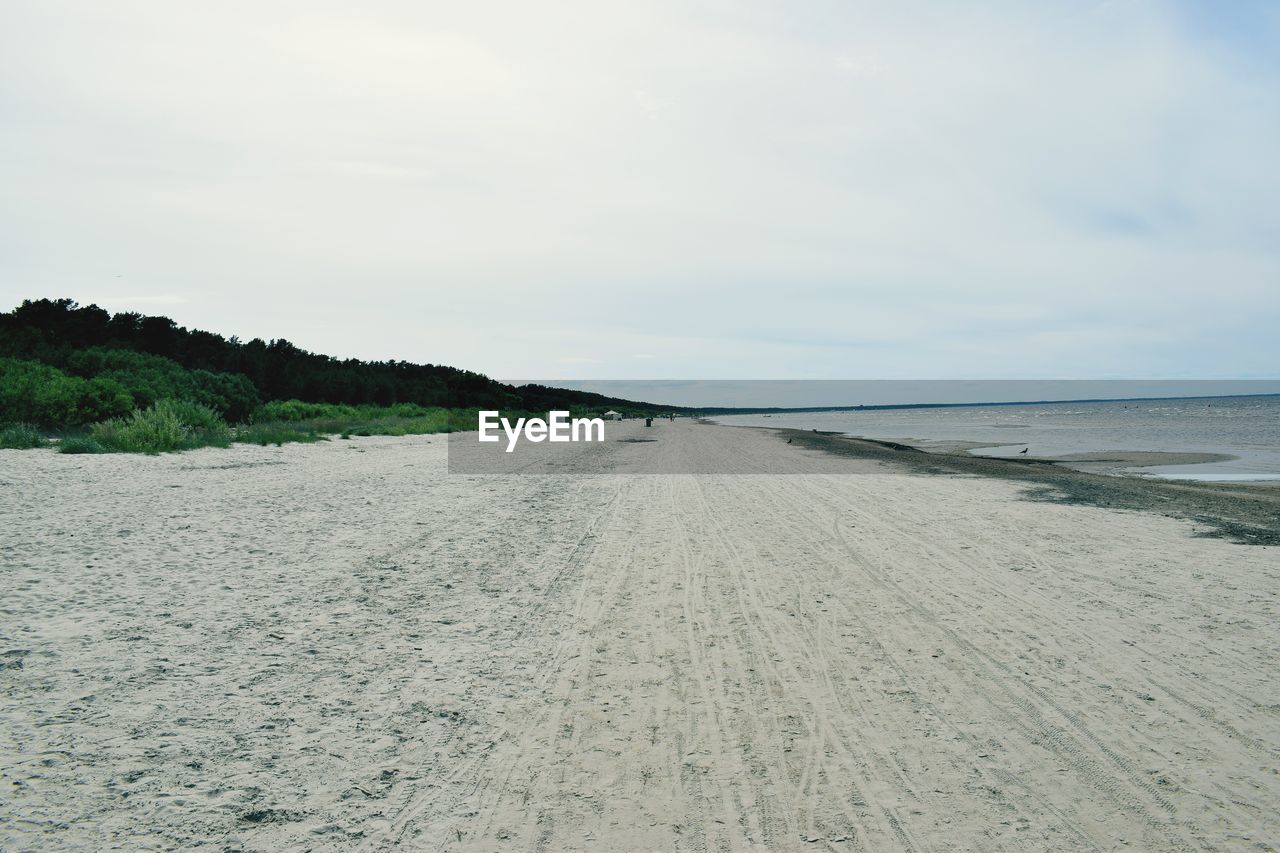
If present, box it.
[603,410,621,420]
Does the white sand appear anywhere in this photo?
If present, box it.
[2,421,1278,850]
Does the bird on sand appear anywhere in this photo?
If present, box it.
[1019,447,1029,454]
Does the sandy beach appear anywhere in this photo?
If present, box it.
[3,420,1279,850]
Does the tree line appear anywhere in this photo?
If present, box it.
[0,298,678,428]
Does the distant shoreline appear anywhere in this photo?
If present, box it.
[697,391,1280,416]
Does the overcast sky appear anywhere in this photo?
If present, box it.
[2,1,1277,380]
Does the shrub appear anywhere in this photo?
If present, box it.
[250,400,447,424]
[0,422,44,449]
[90,399,230,454]
[0,358,134,426]
[160,399,227,432]
[65,347,260,422]
[81,376,137,422]
[57,436,105,454]
[254,399,359,422]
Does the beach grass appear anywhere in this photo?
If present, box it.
[56,435,107,454]
[90,399,232,454]
[238,403,475,445]
[5,400,478,454]
[0,422,45,449]
[233,424,330,447]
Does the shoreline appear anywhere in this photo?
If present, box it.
[708,394,1280,485]
[768,427,1280,546]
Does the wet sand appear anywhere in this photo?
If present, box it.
[2,421,1279,850]
[910,440,1236,475]
[783,429,1280,546]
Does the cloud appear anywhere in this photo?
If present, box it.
[1,0,1276,378]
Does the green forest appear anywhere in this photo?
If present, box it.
[0,298,678,452]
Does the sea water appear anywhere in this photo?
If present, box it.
[715,395,1280,482]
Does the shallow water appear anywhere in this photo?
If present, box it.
[716,395,1280,481]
